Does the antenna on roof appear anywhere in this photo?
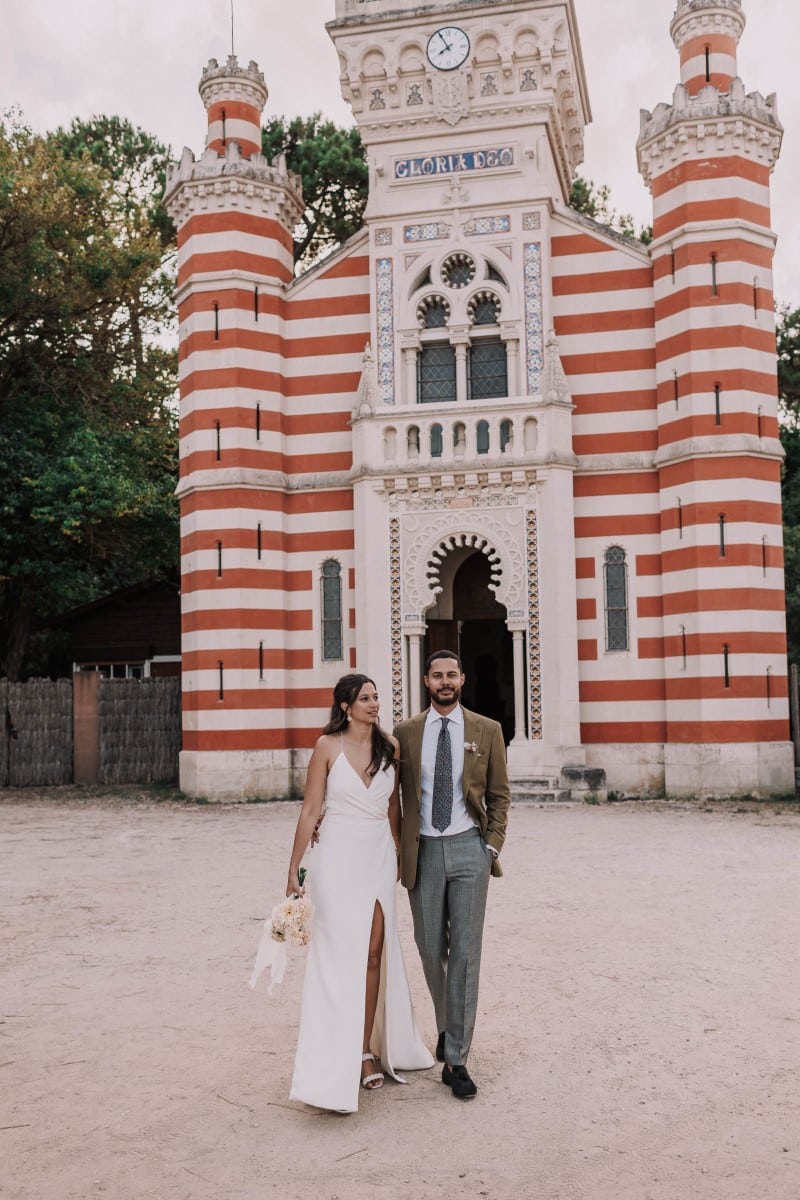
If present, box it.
[231,0,236,57]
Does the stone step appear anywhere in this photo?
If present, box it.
[512,788,572,804]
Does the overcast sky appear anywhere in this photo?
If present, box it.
[2,0,796,302]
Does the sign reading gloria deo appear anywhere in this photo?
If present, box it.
[394,146,515,181]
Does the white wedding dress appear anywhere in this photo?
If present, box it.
[290,749,433,1112]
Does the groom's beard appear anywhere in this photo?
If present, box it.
[429,683,461,707]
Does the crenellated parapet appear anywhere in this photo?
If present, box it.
[164,141,304,227]
[199,56,268,113]
[637,78,782,184]
[670,0,745,49]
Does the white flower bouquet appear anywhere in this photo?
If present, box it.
[249,868,314,996]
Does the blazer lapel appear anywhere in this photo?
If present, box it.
[461,709,480,796]
[407,710,427,799]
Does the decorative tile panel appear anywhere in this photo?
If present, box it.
[524,242,543,393]
[526,507,543,739]
[369,88,386,110]
[389,517,403,725]
[522,211,541,230]
[376,257,395,405]
[481,72,498,96]
[375,228,392,246]
[465,215,511,236]
[407,83,423,106]
[520,68,537,92]
[404,223,448,243]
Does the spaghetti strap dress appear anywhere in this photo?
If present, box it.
[289,751,433,1112]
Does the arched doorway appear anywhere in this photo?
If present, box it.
[424,551,515,743]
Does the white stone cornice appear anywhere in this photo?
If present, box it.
[637,79,783,183]
[653,434,784,469]
[198,56,268,110]
[175,468,352,498]
[647,217,777,255]
[670,1,745,50]
[164,143,304,227]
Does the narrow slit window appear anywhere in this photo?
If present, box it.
[217,540,223,577]
[766,666,772,708]
[673,371,679,409]
[257,523,262,561]
[476,419,490,454]
[215,420,221,460]
[256,403,261,441]
[714,384,721,426]
[321,559,343,661]
[213,301,220,340]
[254,285,259,321]
[221,108,227,146]
[723,644,730,688]
[757,406,763,439]
[705,45,711,82]
[500,418,512,452]
[753,277,759,318]
[430,423,443,458]
[711,253,718,297]
[677,498,683,539]
[681,625,687,670]
[603,546,629,652]
[218,661,225,700]
[258,641,264,681]
[719,514,726,558]
[671,247,676,282]
[762,535,767,576]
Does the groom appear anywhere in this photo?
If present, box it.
[394,649,510,1100]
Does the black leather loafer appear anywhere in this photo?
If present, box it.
[442,1063,477,1100]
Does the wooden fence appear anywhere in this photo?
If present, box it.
[2,676,180,788]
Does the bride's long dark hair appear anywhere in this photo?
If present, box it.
[323,673,396,777]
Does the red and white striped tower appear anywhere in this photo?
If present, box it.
[164,56,305,797]
[637,0,792,793]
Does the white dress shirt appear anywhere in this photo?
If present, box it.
[419,705,476,837]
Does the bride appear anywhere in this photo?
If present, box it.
[286,673,433,1112]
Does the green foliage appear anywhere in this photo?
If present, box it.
[569,175,652,245]
[0,114,178,679]
[778,303,800,663]
[262,114,368,269]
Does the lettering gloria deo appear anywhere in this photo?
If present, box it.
[394,147,515,180]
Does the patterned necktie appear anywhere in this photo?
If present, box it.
[431,716,452,832]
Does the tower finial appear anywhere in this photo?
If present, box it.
[670,0,746,96]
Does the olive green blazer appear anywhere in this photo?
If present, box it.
[393,706,510,890]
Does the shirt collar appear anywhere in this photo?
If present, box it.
[425,704,464,729]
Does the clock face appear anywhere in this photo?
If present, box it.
[426,26,470,72]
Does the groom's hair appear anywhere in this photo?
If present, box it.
[424,648,463,672]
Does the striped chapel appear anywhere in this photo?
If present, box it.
[164,0,792,800]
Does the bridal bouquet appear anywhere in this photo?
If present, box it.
[249,869,314,997]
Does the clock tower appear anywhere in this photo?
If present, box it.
[327,0,593,781]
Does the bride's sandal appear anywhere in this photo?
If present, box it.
[360,1053,384,1090]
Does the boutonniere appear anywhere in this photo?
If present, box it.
[464,741,482,756]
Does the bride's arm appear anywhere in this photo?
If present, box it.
[388,736,401,879]
[286,738,329,896]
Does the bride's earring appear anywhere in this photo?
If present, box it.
[346,711,352,723]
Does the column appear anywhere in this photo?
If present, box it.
[510,628,527,745]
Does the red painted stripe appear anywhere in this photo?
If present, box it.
[183,728,321,751]
[554,309,655,336]
[665,675,788,701]
[551,233,616,256]
[656,413,777,446]
[653,239,774,277]
[573,430,658,456]
[580,680,666,702]
[656,324,776,362]
[576,557,596,579]
[665,720,789,743]
[660,499,783,531]
[659,544,784,574]
[206,100,262,124]
[572,390,657,416]
[183,687,333,711]
[576,598,596,621]
[552,267,653,296]
[654,198,771,239]
[180,447,353,476]
[574,473,659,497]
[575,513,661,538]
[181,568,313,594]
[179,250,292,286]
[179,407,351,438]
[578,639,598,660]
[680,32,737,61]
[206,136,261,158]
[177,211,293,251]
[636,554,662,576]
[661,631,787,657]
[661,587,786,616]
[581,720,666,743]
[180,487,354,516]
[181,531,354,557]
[286,295,371,320]
[562,347,656,375]
[182,648,313,672]
[658,455,780,489]
[182,609,313,634]
[655,369,778,402]
[682,72,736,97]
[654,283,776,321]
[650,155,768,199]
[180,365,360,396]
[637,595,663,619]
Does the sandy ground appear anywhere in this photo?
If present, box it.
[1,790,799,1200]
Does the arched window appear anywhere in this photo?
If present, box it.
[430,423,443,458]
[476,420,490,454]
[417,296,456,403]
[320,559,343,661]
[604,546,629,651]
[500,418,513,451]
